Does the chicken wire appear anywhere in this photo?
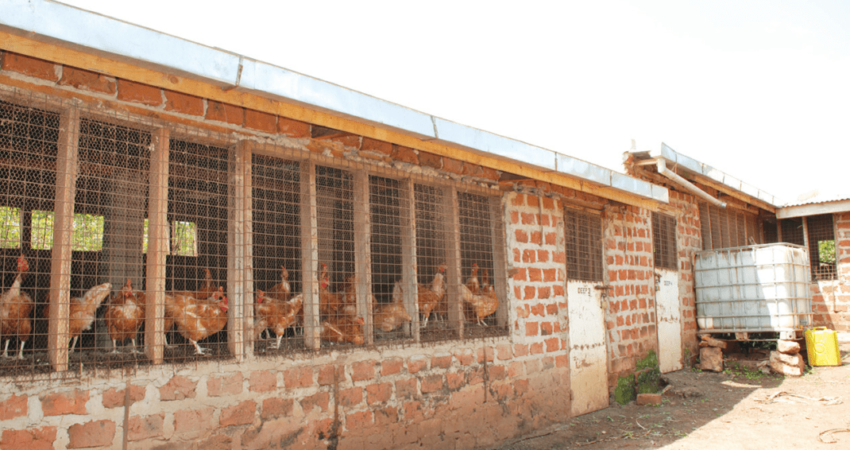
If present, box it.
[0,85,509,378]
[564,208,603,282]
[805,214,836,281]
[652,212,677,270]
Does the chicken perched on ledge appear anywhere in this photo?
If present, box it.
[43,282,113,352]
[374,281,412,332]
[165,287,228,355]
[0,255,33,359]
[105,279,146,353]
[255,289,302,349]
[320,315,365,345]
[462,268,498,326]
[417,263,446,328]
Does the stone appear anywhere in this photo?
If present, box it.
[699,347,723,372]
[769,351,806,376]
[777,340,801,354]
[636,393,662,406]
[68,420,116,448]
[698,337,728,349]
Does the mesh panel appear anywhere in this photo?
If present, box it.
[698,202,711,250]
[652,212,677,270]
[806,214,836,281]
[781,218,805,246]
[564,208,603,282]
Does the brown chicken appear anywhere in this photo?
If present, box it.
[0,255,33,359]
[43,282,113,352]
[462,268,498,326]
[417,263,446,328]
[465,263,480,295]
[104,279,146,353]
[257,266,292,340]
[338,275,359,318]
[254,290,302,349]
[318,263,343,318]
[195,268,217,299]
[374,281,412,332]
[165,288,228,355]
[320,315,365,345]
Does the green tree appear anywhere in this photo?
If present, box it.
[0,206,22,249]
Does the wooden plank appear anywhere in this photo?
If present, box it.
[777,199,850,219]
[226,143,247,361]
[680,170,777,213]
[240,141,254,358]
[144,127,169,364]
[353,171,374,345]
[0,31,667,212]
[400,179,420,341]
[489,195,509,327]
[300,160,320,350]
[47,107,79,372]
[443,187,464,339]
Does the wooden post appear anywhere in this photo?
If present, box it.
[240,142,254,358]
[48,108,80,372]
[353,171,374,345]
[490,195,509,327]
[400,179,420,341]
[226,142,250,361]
[300,160,320,350]
[444,187,464,339]
[144,127,169,364]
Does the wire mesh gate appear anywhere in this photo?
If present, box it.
[0,86,509,378]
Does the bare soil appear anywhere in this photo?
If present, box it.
[494,337,850,450]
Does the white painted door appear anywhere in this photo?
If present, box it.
[568,281,609,416]
[656,269,683,373]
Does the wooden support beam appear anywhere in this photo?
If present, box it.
[226,142,250,361]
[300,160,321,350]
[0,30,667,212]
[443,187,464,340]
[353,171,374,345]
[48,107,79,372]
[400,178,420,341]
[144,127,169,364]
[240,141,254,358]
[490,195,509,327]
[679,171,777,213]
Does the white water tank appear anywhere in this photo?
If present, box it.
[694,244,812,333]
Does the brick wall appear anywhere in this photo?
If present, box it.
[602,205,657,385]
[668,191,702,355]
[811,212,850,331]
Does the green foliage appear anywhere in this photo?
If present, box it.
[171,221,197,256]
[819,240,835,264]
[636,350,659,370]
[636,350,663,394]
[31,211,104,251]
[614,375,636,405]
[0,206,22,249]
[31,210,54,250]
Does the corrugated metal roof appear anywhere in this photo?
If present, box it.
[782,193,850,208]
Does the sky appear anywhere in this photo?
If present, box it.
[59,0,850,204]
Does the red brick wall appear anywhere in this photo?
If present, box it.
[811,212,850,331]
[602,205,657,385]
[668,191,702,356]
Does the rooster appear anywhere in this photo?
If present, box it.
[0,255,33,359]
[462,268,498,326]
[374,281,412,332]
[44,282,113,352]
[320,315,365,345]
[417,263,446,328]
[255,290,302,349]
[104,279,146,353]
[165,287,228,355]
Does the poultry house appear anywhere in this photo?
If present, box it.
[254,289,302,349]
[104,279,146,353]
[43,282,113,352]
[0,255,33,359]
[165,287,228,355]
[374,281,412,332]
[462,268,498,326]
[320,315,365,345]
[417,263,446,328]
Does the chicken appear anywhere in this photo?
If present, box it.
[465,263,480,295]
[338,275,359,318]
[44,282,113,352]
[165,287,228,355]
[320,315,365,345]
[318,263,343,318]
[195,268,217,299]
[254,289,302,349]
[417,263,446,328]
[0,255,33,359]
[104,279,146,353]
[374,281,412,332]
[462,269,498,326]
[257,266,292,340]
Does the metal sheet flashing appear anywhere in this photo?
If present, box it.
[555,153,611,185]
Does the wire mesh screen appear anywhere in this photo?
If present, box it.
[414,184,450,341]
[164,138,232,362]
[806,214,836,281]
[458,191,504,337]
[314,165,363,348]
[251,154,301,354]
[780,218,805,246]
[700,203,760,250]
[763,220,778,244]
[652,212,677,270]
[698,202,712,250]
[564,208,603,282]
[0,98,59,375]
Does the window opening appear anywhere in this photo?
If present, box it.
[564,208,603,282]
[414,184,450,341]
[806,214,835,281]
[0,206,22,248]
[652,212,677,270]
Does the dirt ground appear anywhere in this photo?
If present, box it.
[493,335,850,450]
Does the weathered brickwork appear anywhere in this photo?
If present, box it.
[812,212,850,331]
[603,205,657,384]
[668,191,702,355]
